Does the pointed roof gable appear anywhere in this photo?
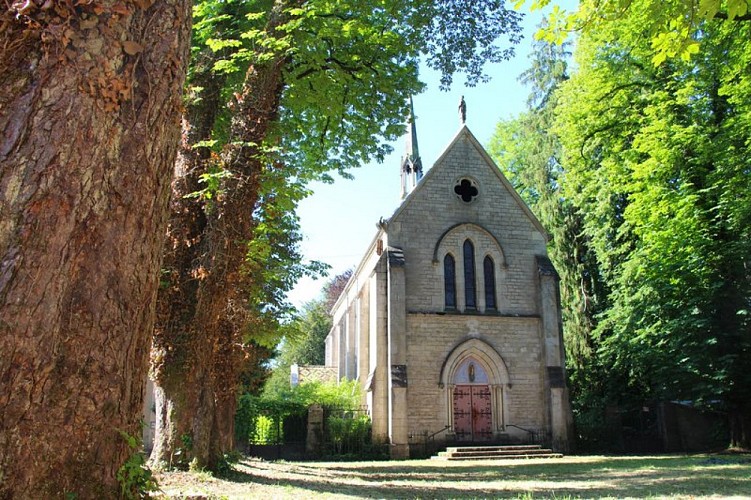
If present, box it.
[388,125,551,241]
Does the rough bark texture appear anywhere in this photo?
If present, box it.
[150,1,295,469]
[150,63,219,469]
[0,0,191,496]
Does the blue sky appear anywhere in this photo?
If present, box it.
[287,4,574,307]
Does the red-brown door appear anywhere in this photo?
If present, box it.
[453,385,493,441]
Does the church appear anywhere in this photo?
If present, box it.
[323,102,573,458]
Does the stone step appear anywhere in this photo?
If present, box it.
[439,448,556,458]
[446,444,542,453]
[438,453,563,461]
[431,444,563,461]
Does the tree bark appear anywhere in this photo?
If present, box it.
[0,0,191,496]
[151,0,298,470]
[150,61,220,469]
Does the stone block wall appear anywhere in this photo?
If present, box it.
[404,313,546,441]
[388,134,548,317]
[297,365,338,385]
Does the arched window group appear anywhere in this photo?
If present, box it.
[444,239,497,311]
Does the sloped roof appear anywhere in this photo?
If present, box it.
[388,125,550,240]
[328,124,550,318]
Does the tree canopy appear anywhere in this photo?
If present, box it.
[517,0,751,64]
[492,0,751,448]
[503,0,751,447]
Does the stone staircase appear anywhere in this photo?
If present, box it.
[431,444,563,461]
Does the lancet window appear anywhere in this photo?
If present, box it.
[484,256,497,311]
[444,254,456,309]
[463,239,476,310]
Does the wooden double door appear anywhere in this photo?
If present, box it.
[453,385,493,441]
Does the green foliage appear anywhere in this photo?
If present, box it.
[236,379,363,446]
[212,452,241,477]
[262,270,351,395]
[488,32,605,375]
[183,168,233,201]
[190,0,525,182]
[234,393,259,446]
[553,2,751,436]
[494,5,751,447]
[266,378,363,409]
[325,414,371,455]
[251,414,281,444]
[240,168,330,348]
[180,433,193,452]
[284,298,332,365]
[116,430,159,500]
[517,0,751,64]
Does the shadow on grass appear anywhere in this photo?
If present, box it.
[215,454,751,499]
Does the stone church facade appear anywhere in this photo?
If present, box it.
[324,117,573,459]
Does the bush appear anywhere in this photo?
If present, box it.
[326,414,371,454]
[117,429,159,499]
[236,380,363,447]
[251,415,275,444]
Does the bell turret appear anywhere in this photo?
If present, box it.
[400,97,423,199]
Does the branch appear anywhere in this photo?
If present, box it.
[579,121,623,161]
[294,57,368,81]
[596,75,670,104]
[712,11,751,21]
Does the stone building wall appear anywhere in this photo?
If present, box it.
[404,314,545,441]
[296,365,338,385]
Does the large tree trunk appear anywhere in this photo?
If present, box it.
[0,0,191,496]
[176,50,286,466]
[211,318,245,458]
[151,0,296,470]
[150,61,219,469]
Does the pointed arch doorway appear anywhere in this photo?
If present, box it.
[440,338,510,443]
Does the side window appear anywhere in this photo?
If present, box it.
[484,256,497,311]
[463,239,476,310]
[444,254,456,309]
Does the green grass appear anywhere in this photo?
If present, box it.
[155,453,751,499]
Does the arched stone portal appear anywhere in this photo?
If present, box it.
[439,338,510,442]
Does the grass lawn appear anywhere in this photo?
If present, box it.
[155,453,751,499]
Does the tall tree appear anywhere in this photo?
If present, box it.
[0,0,191,496]
[151,0,524,470]
[555,4,751,446]
[488,33,610,448]
[488,32,606,367]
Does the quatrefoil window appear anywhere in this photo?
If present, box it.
[454,178,479,203]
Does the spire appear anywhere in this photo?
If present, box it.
[400,97,423,199]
